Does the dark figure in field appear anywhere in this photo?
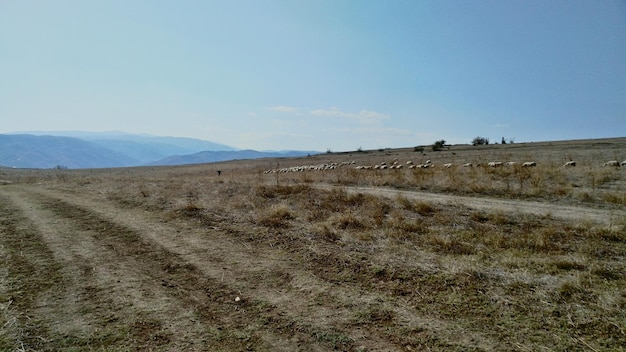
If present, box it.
[217,170,221,176]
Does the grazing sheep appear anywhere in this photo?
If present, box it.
[488,161,503,167]
[406,161,413,165]
[604,160,621,167]
[622,160,626,166]
[425,160,432,164]
[563,161,576,167]
[462,163,473,167]
[522,161,536,167]
[443,163,453,168]
[506,162,518,166]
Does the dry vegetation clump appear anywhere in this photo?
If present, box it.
[257,204,295,228]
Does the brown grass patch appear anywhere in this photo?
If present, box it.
[2,138,626,351]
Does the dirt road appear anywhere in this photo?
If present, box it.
[313,184,626,228]
[0,184,501,351]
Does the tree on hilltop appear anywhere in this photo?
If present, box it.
[472,136,489,146]
[432,139,446,151]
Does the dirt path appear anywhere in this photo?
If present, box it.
[0,186,316,350]
[1,184,506,351]
[313,184,626,227]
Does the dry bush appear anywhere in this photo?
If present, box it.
[603,192,626,205]
[386,216,429,242]
[396,195,414,211]
[590,265,623,281]
[551,259,586,272]
[313,224,341,242]
[397,195,438,216]
[367,200,392,227]
[353,306,396,324]
[415,201,438,216]
[255,184,311,199]
[469,211,490,223]
[331,210,368,230]
[425,233,476,255]
[317,188,374,213]
[258,205,295,228]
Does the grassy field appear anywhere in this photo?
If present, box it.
[1,137,625,351]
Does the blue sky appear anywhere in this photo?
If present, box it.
[1,1,625,151]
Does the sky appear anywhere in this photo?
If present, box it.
[1,1,625,152]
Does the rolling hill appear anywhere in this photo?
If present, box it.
[0,132,320,169]
[0,134,138,169]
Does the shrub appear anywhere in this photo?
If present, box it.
[258,205,294,228]
[472,136,490,146]
[431,139,446,151]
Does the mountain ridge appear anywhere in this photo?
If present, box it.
[0,132,320,169]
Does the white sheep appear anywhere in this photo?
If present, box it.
[462,163,473,167]
[522,161,536,167]
[622,160,626,166]
[563,161,576,167]
[488,161,503,167]
[604,160,621,167]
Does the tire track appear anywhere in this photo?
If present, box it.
[21,185,502,351]
[0,194,69,351]
[6,186,390,351]
[18,187,383,351]
[1,190,216,351]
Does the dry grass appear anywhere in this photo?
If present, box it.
[1,137,625,350]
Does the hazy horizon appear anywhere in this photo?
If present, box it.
[4,129,626,153]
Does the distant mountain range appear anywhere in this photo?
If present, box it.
[0,131,320,169]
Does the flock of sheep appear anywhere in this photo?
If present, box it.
[263,161,356,173]
[264,158,626,174]
[563,160,626,167]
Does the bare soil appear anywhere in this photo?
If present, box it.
[1,138,625,351]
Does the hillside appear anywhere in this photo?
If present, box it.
[9,131,236,165]
[0,132,320,169]
[149,149,319,166]
[0,134,139,169]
